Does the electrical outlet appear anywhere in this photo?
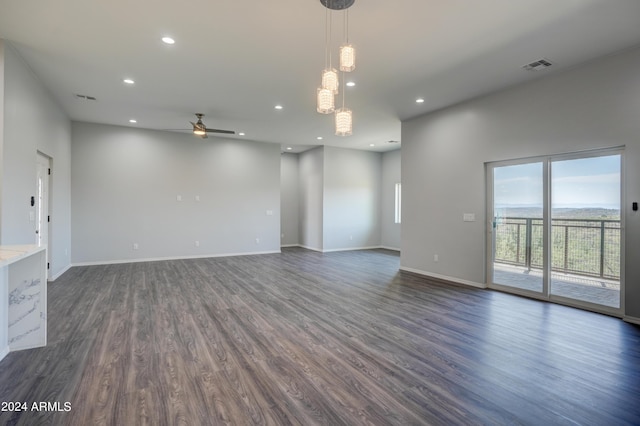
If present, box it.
[195,241,200,247]
[349,235,353,241]
[255,238,260,244]
[133,243,139,250]
[434,254,439,262]
[176,195,182,202]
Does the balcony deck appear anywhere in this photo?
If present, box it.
[493,263,620,308]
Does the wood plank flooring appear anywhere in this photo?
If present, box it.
[1,247,639,425]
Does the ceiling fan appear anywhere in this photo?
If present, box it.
[189,113,235,138]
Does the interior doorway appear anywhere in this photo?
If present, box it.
[36,152,51,278]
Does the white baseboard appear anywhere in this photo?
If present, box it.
[50,263,72,281]
[72,250,282,267]
[379,246,400,252]
[280,244,301,248]
[400,266,486,289]
[322,245,383,253]
[624,315,640,326]
[297,245,323,252]
[0,346,9,363]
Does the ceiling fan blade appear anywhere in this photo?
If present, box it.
[205,128,235,134]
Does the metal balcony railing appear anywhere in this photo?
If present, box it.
[494,217,621,280]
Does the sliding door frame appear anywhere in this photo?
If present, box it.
[486,147,625,317]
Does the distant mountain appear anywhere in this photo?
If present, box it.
[494,207,619,219]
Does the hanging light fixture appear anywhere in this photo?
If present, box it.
[335,107,353,136]
[317,87,335,114]
[339,8,355,72]
[320,2,339,96]
[321,68,339,94]
[335,63,352,136]
[318,0,355,134]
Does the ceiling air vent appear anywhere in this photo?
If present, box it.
[74,94,97,101]
[522,58,553,71]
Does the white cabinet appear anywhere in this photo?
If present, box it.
[0,245,47,362]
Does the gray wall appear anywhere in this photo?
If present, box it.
[71,122,281,264]
[0,41,72,279]
[323,146,382,251]
[401,46,640,319]
[381,149,401,250]
[298,147,324,251]
[280,153,299,246]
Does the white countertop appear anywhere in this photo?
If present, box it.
[0,245,45,268]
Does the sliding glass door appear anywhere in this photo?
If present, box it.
[488,150,622,312]
[549,155,621,308]
[490,161,545,294]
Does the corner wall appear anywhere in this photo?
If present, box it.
[381,149,401,250]
[323,146,382,251]
[401,46,640,317]
[298,147,324,251]
[280,153,300,246]
[0,40,72,279]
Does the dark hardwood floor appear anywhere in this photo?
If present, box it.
[1,247,639,425]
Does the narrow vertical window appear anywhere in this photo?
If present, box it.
[395,183,402,224]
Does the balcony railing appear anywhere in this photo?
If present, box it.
[494,217,620,280]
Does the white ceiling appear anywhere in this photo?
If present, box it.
[1,0,640,153]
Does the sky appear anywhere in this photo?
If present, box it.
[493,155,620,209]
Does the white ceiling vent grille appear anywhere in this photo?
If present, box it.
[522,58,553,71]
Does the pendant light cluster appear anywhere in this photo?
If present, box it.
[317,0,356,136]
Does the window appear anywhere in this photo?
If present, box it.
[394,183,402,224]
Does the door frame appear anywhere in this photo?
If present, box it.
[486,147,625,317]
[36,151,52,279]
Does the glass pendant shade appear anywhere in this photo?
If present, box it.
[339,44,355,72]
[335,108,353,136]
[317,87,335,114]
[321,68,339,94]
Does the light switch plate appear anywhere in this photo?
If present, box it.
[463,213,476,222]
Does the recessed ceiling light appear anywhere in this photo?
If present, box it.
[238,132,245,136]
[129,119,137,123]
[416,98,425,103]
[369,144,375,147]
[162,36,175,45]
[286,147,293,151]
[346,81,356,87]
[123,78,135,85]
[275,105,283,110]
[317,136,323,140]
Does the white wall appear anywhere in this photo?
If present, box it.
[298,147,324,251]
[0,41,5,358]
[0,41,72,279]
[323,146,382,251]
[280,153,299,246]
[71,122,281,264]
[401,46,640,318]
[381,149,401,250]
